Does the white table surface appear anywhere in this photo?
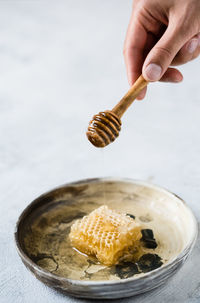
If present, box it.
[0,1,200,302]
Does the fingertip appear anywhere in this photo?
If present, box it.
[160,68,183,83]
[143,63,162,82]
[136,87,147,100]
[175,73,183,82]
[136,95,145,100]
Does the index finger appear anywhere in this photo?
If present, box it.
[123,16,147,99]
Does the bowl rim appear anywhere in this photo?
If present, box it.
[14,177,198,286]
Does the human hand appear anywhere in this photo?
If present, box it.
[124,0,200,99]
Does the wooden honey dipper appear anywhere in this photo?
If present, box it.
[86,75,148,147]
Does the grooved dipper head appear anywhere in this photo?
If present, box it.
[86,111,121,148]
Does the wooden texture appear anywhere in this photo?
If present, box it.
[112,76,148,118]
[87,76,148,147]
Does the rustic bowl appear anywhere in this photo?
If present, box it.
[15,178,198,299]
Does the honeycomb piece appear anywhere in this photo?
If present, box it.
[69,205,142,266]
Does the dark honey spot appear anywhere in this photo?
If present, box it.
[126,213,135,220]
[140,229,157,249]
[137,254,162,272]
[37,217,48,229]
[64,185,88,196]
[59,212,86,224]
[139,215,152,222]
[30,253,54,263]
[115,262,139,279]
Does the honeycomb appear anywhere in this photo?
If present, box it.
[69,205,142,266]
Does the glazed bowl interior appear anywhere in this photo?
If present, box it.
[15,178,198,299]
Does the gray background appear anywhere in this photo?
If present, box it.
[0,1,200,302]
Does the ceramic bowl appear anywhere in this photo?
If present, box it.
[15,178,198,299]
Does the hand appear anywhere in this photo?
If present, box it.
[123,0,200,99]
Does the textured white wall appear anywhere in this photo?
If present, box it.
[0,1,199,302]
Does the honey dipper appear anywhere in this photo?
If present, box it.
[86,75,148,147]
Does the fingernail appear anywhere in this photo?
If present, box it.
[144,63,162,81]
[187,39,198,53]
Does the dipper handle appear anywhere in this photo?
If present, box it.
[112,75,148,118]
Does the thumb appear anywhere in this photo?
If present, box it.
[142,23,189,82]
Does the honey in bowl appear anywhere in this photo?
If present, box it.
[23,198,164,281]
[15,179,198,298]
[69,206,142,266]
[69,205,163,279]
